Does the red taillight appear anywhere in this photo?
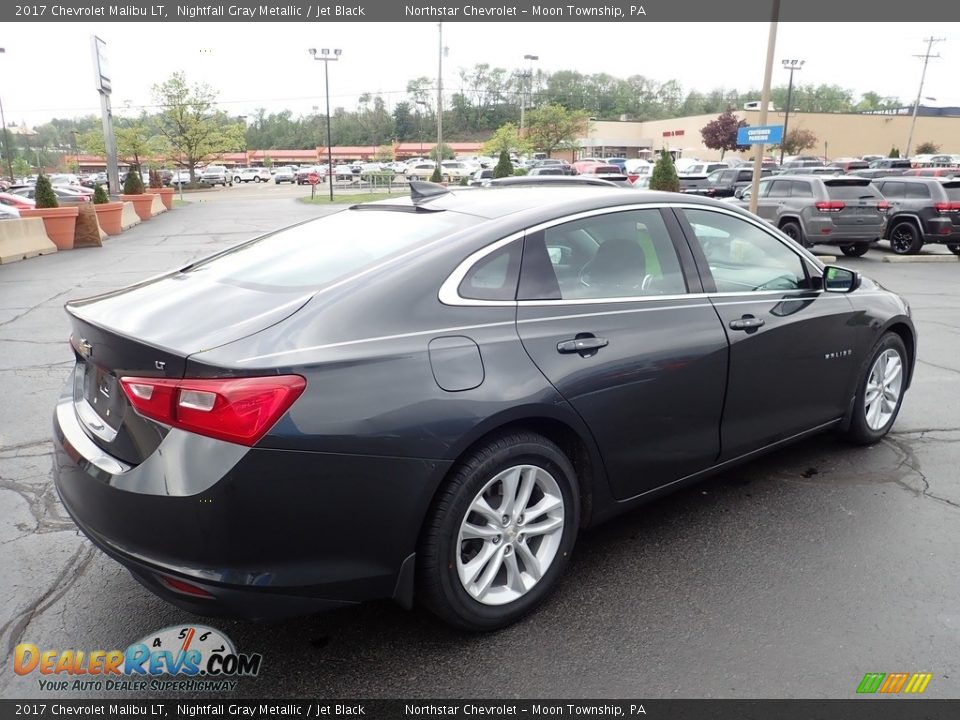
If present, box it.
[815,200,846,212]
[877,200,890,211]
[119,375,306,446]
[934,202,960,213]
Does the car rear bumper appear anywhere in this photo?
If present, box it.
[52,383,446,619]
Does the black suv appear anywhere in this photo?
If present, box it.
[873,177,960,255]
[851,159,913,179]
[694,167,772,198]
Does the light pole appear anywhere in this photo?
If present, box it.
[0,48,15,182]
[436,23,446,168]
[519,54,538,131]
[779,58,804,165]
[309,47,341,201]
[415,99,428,156]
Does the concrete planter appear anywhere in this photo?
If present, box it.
[153,187,175,210]
[121,193,154,221]
[20,206,80,250]
[93,201,124,235]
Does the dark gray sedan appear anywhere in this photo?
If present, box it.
[53,185,915,630]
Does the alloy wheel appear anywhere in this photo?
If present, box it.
[456,464,565,606]
[864,349,904,431]
[890,225,916,254]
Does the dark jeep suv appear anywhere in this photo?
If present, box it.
[872,177,960,255]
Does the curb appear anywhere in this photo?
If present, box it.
[881,255,959,263]
[815,255,836,263]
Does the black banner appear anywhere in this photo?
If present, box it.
[2,0,959,23]
[2,700,960,720]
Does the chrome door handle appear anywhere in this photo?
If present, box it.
[729,316,765,331]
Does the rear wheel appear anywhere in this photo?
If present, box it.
[840,243,870,257]
[844,333,908,445]
[780,220,810,248]
[889,221,922,255]
[233,176,241,184]
[418,432,580,631]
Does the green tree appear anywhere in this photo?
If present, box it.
[152,72,246,182]
[493,150,513,178]
[649,150,679,192]
[776,128,819,156]
[123,167,145,194]
[914,141,940,155]
[483,123,531,157]
[889,147,900,158]
[429,143,455,161]
[12,157,32,178]
[526,104,590,158]
[34,173,59,208]
[374,144,396,162]
[92,184,109,204]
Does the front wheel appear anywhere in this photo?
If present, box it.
[947,243,960,256]
[843,333,908,445]
[417,432,580,631]
[840,242,870,257]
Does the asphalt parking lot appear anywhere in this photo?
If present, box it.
[1,192,959,699]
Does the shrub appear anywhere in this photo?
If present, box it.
[429,166,442,183]
[123,167,145,195]
[493,150,513,179]
[915,141,940,155]
[148,169,162,189]
[512,167,529,176]
[34,173,59,209]
[458,177,469,186]
[888,147,900,158]
[649,149,680,192]
[92,184,109,204]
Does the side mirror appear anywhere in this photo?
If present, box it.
[822,265,860,293]
[734,187,745,199]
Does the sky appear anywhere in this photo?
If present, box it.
[1,22,957,128]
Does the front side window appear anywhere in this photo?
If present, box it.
[518,209,688,301]
[682,209,809,293]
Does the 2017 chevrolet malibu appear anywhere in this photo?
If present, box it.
[53,185,915,631]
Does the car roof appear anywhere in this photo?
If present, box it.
[359,185,739,221]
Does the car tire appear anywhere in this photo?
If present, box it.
[233,176,241,184]
[843,332,908,445]
[840,243,870,257]
[889,221,922,255]
[417,431,580,631]
[780,220,810,248]
[948,244,960,256]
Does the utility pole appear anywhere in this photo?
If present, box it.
[748,0,780,216]
[905,36,944,158]
[779,59,804,166]
[436,22,443,166]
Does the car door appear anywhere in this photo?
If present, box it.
[755,178,789,223]
[675,206,861,460]
[515,206,729,501]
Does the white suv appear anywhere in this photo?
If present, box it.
[233,167,271,183]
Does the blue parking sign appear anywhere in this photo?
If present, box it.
[737,125,784,145]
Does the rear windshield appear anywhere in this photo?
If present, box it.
[825,181,881,200]
[185,208,480,291]
[945,185,960,201]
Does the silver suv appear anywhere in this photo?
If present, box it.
[200,165,232,187]
[735,175,888,257]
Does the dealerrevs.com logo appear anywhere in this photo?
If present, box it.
[14,625,262,693]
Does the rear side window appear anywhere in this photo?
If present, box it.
[825,182,882,200]
[904,183,931,199]
[791,181,813,197]
[737,170,753,182]
[188,209,480,291]
[519,209,688,301]
[458,241,521,301]
[879,182,904,198]
[945,184,960,201]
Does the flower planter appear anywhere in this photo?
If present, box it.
[92,201,124,235]
[121,193,154,221]
[20,206,80,250]
[153,187,175,210]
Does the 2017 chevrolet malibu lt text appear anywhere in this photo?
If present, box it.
[53,185,915,631]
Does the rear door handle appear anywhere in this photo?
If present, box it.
[557,337,609,354]
[729,316,765,331]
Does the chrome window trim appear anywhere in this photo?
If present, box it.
[438,202,825,308]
